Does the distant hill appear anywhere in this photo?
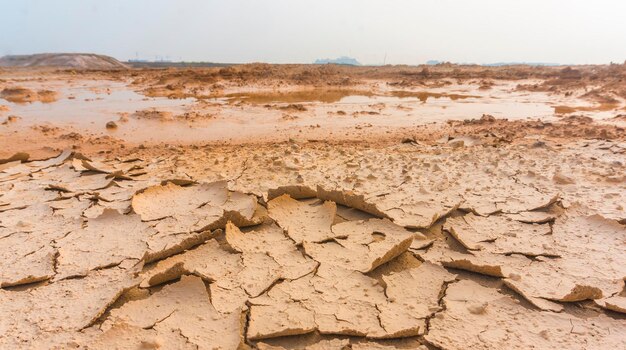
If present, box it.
[482,62,561,67]
[426,59,561,67]
[426,60,443,65]
[314,56,361,66]
[0,53,128,69]
[127,61,233,68]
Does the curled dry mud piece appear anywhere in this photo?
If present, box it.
[0,202,80,286]
[0,151,29,165]
[101,275,245,349]
[82,322,198,350]
[444,213,557,256]
[502,207,626,307]
[268,194,337,244]
[460,178,559,216]
[303,218,416,273]
[257,339,349,350]
[140,223,318,314]
[595,295,626,314]
[55,209,155,279]
[0,265,141,348]
[419,205,626,313]
[224,222,318,285]
[248,264,388,339]
[376,262,456,338]
[317,184,461,229]
[131,180,262,262]
[247,262,455,340]
[425,280,626,349]
[373,189,461,229]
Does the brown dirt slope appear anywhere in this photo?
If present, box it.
[0,53,128,69]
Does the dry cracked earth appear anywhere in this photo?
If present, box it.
[1,64,626,349]
[1,133,625,350]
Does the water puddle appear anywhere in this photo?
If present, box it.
[388,90,480,102]
[224,89,374,104]
[221,88,556,121]
[223,89,481,104]
[1,80,622,144]
[1,81,194,127]
[553,104,619,114]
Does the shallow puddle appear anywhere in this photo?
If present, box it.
[553,103,619,114]
[1,82,194,126]
[225,90,480,104]
[1,80,622,144]
[388,90,480,101]
[224,89,374,104]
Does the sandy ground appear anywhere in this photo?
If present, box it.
[0,64,625,349]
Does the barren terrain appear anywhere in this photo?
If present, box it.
[1,63,625,349]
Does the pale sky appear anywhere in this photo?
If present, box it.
[1,0,625,65]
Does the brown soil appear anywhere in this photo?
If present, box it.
[123,63,626,105]
[0,87,58,103]
[1,64,625,350]
[0,53,128,69]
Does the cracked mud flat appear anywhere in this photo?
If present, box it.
[1,65,626,349]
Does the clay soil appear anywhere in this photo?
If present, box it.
[0,64,625,349]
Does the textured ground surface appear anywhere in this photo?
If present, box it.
[1,64,625,349]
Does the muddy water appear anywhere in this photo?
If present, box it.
[225,89,483,104]
[334,94,554,121]
[224,89,374,104]
[1,82,194,126]
[1,80,620,144]
[388,90,480,101]
[222,87,557,123]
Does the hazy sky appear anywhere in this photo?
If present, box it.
[1,0,625,65]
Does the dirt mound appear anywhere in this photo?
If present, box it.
[0,87,58,103]
[437,114,625,143]
[0,53,128,69]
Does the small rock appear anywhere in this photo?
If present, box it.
[449,139,465,148]
[106,121,118,129]
[467,302,488,315]
[508,273,521,281]
[481,114,496,122]
[532,140,546,148]
[553,172,575,185]
[437,135,450,144]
